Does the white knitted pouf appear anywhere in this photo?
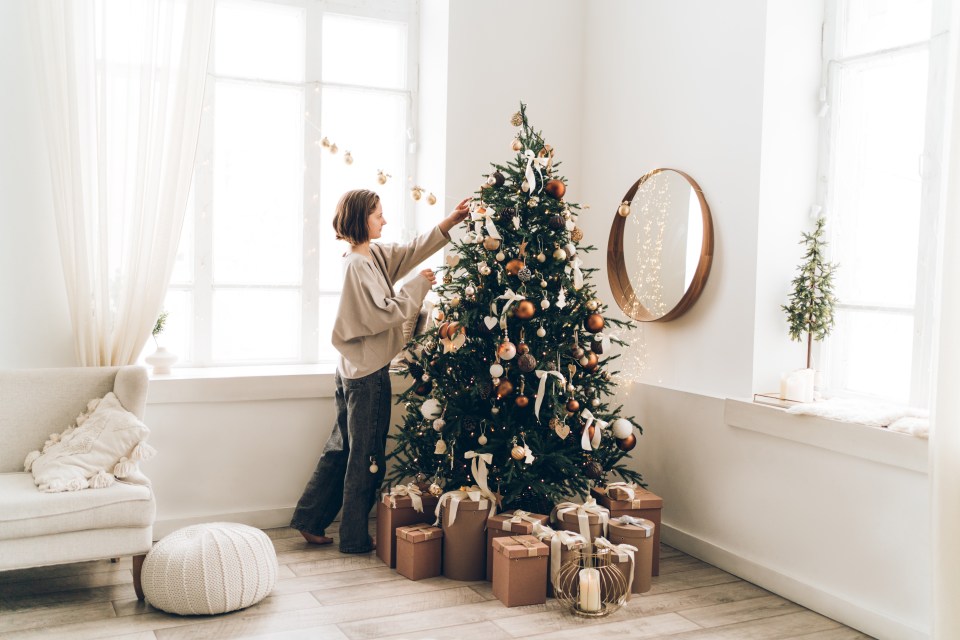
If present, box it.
[141,522,278,615]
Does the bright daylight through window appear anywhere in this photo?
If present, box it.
[818,0,947,409]
[156,0,418,366]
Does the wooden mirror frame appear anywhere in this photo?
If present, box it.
[607,168,714,322]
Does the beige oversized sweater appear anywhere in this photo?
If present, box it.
[332,226,449,378]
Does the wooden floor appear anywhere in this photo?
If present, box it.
[0,525,874,640]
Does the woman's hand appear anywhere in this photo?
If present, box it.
[420,268,437,285]
[438,197,472,235]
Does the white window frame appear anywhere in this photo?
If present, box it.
[816,0,949,408]
[171,0,420,367]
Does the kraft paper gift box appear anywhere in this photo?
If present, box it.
[485,509,550,581]
[491,535,550,607]
[395,523,443,581]
[534,525,587,597]
[591,483,663,575]
[438,488,496,581]
[606,516,655,594]
[551,499,610,546]
[376,485,439,568]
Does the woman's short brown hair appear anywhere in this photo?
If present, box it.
[333,189,380,245]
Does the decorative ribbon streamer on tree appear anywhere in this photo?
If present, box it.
[384,483,424,513]
[551,499,610,550]
[537,145,555,175]
[471,206,502,240]
[498,289,526,329]
[534,369,567,421]
[580,408,609,451]
[523,149,548,193]
[571,257,584,290]
[593,536,638,599]
[434,484,493,527]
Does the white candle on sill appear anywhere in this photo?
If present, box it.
[578,568,601,612]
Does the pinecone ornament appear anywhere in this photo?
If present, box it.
[518,267,532,282]
[511,111,523,127]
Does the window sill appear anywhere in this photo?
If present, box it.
[146,365,410,404]
[723,398,928,474]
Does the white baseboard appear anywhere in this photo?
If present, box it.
[662,522,928,640]
[154,508,297,539]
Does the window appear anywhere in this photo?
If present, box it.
[818,0,948,408]
[159,0,419,366]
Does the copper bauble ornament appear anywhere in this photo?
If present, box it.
[585,352,599,371]
[584,460,604,480]
[483,236,501,251]
[511,138,523,152]
[496,379,514,398]
[616,433,637,452]
[515,299,536,320]
[513,395,528,408]
[505,259,525,276]
[586,314,605,333]
[566,399,580,412]
[544,179,566,199]
[517,342,530,355]
[498,341,517,360]
[511,445,526,461]
[549,214,566,230]
[517,352,537,372]
[571,227,584,243]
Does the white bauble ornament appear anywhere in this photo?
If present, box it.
[591,398,600,407]
[450,294,461,307]
[491,407,500,415]
[433,418,446,432]
[565,220,576,231]
[479,263,491,276]
[478,433,488,445]
[490,363,504,378]
[465,285,476,296]
[491,377,501,386]
[564,243,577,257]
[579,356,590,366]
[496,251,506,262]
[421,373,430,382]
[521,180,530,192]
[612,418,634,439]
[540,279,548,288]
[420,398,442,419]
[537,253,546,263]
[540,298,550,310]
[369,462,379,473]
[586,299,599,311]
[536,326,546,338]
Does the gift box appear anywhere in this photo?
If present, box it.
[534,526,587,597]
[491,535,549,607]
[591,484,663,575]
[485,509,549,581]
[551,499,610,545]
[376,485,439,568]
[438,489,496,581]
[396,523,443,581]
[606,516,655,594]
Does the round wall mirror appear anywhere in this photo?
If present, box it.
[607,168,714,322]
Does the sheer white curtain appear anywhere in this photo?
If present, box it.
[932,2,960,636]
[29,0,214,366]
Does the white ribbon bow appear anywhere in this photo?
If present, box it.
[384,483,424,513]
[571,257,584,290]
[434,484,493,528]
[593,536,638,601]
[606,481,639,501]
[580,408,610,451]
[611,515,655,534]
[534,369,567,422]
[500,509,543,533]
[523,149,547,194]
[471,206,502,240]
[497,288,526,329]
[551,498,610,549]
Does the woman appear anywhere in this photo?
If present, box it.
[291,189,470,553]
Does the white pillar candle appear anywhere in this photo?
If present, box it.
[578,568,601,612]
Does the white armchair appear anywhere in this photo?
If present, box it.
[0,366,156,599]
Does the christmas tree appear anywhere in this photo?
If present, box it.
[782,217,839,369]
[387,103,642,514]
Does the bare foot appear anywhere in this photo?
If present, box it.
[299,530,334,545]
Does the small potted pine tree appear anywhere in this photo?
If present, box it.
[781,217,838,401]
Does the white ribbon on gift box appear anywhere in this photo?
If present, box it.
[534,369,566,422]
[593,536,638,601]
[383,483,424,513]
[580,408,609,451]
[534,524,587,586]
[551,498,610,548]
[610,514,655,535]
[499,509,543,533]
[605,481,638,502]
[434,486,491,528]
